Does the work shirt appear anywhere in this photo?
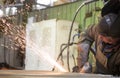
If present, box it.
[78,24,120,74]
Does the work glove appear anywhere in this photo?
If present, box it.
[72,66,80,73]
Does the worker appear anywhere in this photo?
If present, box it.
[77,13,120,75]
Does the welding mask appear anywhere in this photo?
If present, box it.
[99,39,120,58]
[97,13,120,38]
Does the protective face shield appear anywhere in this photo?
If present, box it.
[97,13,120,38]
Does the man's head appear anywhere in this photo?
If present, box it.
[97,13,120,44]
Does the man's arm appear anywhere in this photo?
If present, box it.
[77,25,97,73]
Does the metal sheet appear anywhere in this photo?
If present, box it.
[0,70,115,78]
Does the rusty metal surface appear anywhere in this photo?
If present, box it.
[0,70,116,78]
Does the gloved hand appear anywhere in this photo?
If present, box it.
[72,66,80,73]
[72,62,92,73]
[80,62,92,73]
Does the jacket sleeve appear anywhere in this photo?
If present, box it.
[77,25,97,70]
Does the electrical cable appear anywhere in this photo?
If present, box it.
[52,33,79,71]
[52,43,75,71]
[72,33,80,42]
[66,0,98,72]
[72,54,76,66]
